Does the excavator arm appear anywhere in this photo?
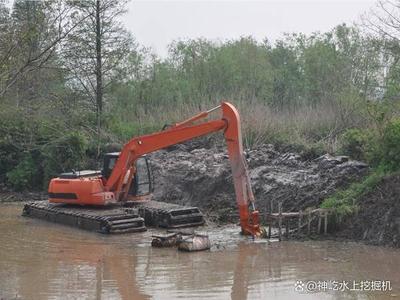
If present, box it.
[105,102,262,236]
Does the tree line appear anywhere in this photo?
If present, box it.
[0,0,399,191]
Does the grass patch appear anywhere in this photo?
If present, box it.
[320,167,387,216]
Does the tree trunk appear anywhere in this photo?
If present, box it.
[95,0,102,157]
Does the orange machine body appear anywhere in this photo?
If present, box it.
[48,101,262,236]
[49,177,116,205]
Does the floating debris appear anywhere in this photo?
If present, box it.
[151,230,211,252]
[151,233,182,247]
[178,234,211,252]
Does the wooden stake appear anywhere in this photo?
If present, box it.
[324,212,328,235]
[268,219,272,239]
[285,218,289,238]
[268,200,272,238]
[298,211,302,234]
[278,202,282,241]
[317,211,322,234]
[307,211,311,236]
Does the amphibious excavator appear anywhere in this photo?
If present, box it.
[23,102,262,236]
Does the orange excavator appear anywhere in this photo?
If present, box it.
[23,102,262,237]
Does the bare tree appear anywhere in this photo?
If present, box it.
[62,0,132,155]
[364,0,400,42]
[363,0,400,101]
[0,0,90,99]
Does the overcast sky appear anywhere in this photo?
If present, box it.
[122,0,377,57]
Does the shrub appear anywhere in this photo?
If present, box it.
[340,128,368,161]
[6,154,39,191]
[381,118,400,171]
[42,132,88,185]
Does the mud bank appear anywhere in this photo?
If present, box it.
[335,174,400,247]
[150,143,368,221]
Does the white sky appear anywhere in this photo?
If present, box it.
[122,0,377,57]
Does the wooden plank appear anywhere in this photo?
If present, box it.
[267,212,301,218]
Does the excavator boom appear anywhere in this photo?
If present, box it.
[105,102,261,236]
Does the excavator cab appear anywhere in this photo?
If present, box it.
[102,152,153,197]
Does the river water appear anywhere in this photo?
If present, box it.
[0,203,399,300]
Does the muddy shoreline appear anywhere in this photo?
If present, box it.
[2,201,400,300]
[1,143,398,248]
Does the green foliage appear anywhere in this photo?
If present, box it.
[340,128,369,161]
[6,154,39,191]
[0,104,94,190]
[381,118,400,171]
[42,132,88,184]
[321,168,386,217]
[106,115,161,141]
[325,118,400,216]
[1,3,400,194]
[340,118,400,170]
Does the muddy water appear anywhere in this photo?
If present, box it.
[0,203,399,300]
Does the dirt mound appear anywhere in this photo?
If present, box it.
[150,144,368,222]
[337,174,400,247]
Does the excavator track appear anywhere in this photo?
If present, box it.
[135,201,205,228]
[22,201,146,234]
[22,200,204,233]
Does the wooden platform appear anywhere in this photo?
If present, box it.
[265,207,332,240]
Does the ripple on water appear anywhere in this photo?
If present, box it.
[0,203,400,300]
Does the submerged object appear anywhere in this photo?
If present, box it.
[178,234,211,252]
[151,232,182,247]
[151,231,211,251]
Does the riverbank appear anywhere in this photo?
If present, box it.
[149,142,400,248]
[333,173,400,247]
[2,143,398,248]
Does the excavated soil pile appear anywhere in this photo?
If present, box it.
[337,174,400,247]
[150,143,368,223]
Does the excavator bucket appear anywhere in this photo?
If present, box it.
[23,201,146,234]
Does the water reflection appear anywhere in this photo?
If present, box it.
[0,204,149,300]
[0,204,399,300]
